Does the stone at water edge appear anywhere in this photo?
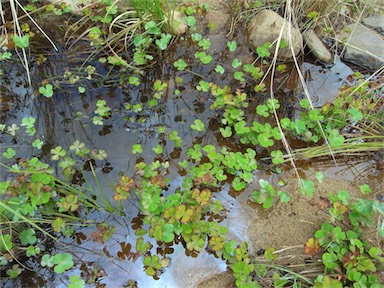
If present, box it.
[302,29,333,64]
[164,10,188,36]
[337,22,384,71]
[363,16,384,36]
[247,9,303,60]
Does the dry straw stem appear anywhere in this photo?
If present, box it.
[1,0,58,84]
[283,136,384,161]
[263,0,336,181]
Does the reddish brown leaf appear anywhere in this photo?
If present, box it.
[304,238,320,257]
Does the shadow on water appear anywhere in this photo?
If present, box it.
[1,17,383,288]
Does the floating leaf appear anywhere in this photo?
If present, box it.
[68,275,85,288]
[175,204,195,223]
[173,59,187,71]
[162,223,175,243]
[78,86,86,94]
[39,84,54,98]
[132,144,143,154]
[152,144,163,155]
[220,126,232,138]
[32,139,43,149]
[191,119,205,132]
[2,148,16,159]
[215,65,225,74]
[52,253,74,273]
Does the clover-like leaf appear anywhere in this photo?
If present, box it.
[258,133,273,147]
[191,119,205,132]
[198,38,211,50]
[347,108,363,121]
[232,58,242,69]
[152,144,163,155]
[271,150,284,164]
[52,253,74,273]
[227,41,237,52]
[220,126,232,138]
[68,275,86,288]
[322,252,338,269]
[0,234,13,253]
[328,129,345,147]
[232,177,246,191]
[39,84,54,98]
[300,179,315,197]
[19,228,37,245]
[52,217,66,233]
[173,59,187,71]
[304,238,320,257]
[195,51,212,64]
[184,16,196,27]
[175,204,195,223]
[162,223,175,243]
[233,71,245,82]
[215,65,225,74]
[32,139,43,149]
[132,144,143,154]
[2,148,16,159]
[315,171,324,183]
[41,254,54,268]
[256,42,271,58]
[50,146,66,161]
[12,35,30,48]
[234,121,250,135]
[256,104,269,117]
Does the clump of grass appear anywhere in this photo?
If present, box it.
[129,0,169,23]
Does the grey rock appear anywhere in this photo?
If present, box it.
[248,9,303,60]
[337,23,384,71]
[302,29,333,63]
[363,16,384,35]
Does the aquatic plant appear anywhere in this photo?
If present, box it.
[1,0,383,287]
[310,185,384,287]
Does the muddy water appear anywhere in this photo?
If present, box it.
[1,3,383,288]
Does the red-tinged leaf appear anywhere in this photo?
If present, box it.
[304,238,320,256]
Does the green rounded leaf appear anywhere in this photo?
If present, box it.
[52,253,74,273]
[191,119,205,132]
